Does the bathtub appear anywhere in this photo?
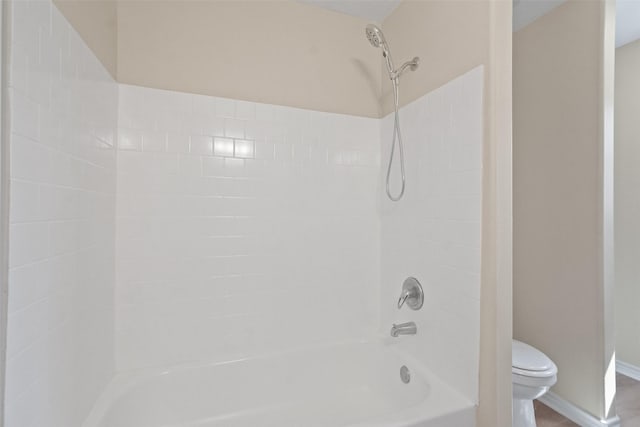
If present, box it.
[83,341,475,427]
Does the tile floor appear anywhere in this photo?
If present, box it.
[535,373,640,426]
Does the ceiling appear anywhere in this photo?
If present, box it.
[617,1,640,48]
[301,0,640,48]
[298,0,401,23]
[512,0,566,32]
[514,0,640,48]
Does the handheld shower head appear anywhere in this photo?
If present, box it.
[365,24,394,74]
[363,23,420,202]
[365,24,386,49]
[364,23,419,81]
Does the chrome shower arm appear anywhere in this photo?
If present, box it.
[390,57,420,80]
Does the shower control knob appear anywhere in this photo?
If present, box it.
[397,277,424,310]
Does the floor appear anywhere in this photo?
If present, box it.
[534,401,579,427]
[535,373,640,426]
[616,373,640,425]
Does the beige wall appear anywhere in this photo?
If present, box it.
[55,1,381,117]
[116,1,381,117]
[53,0,117,78]
[383,2,513,426]
[513,0,616,419]
[615,38,640,369]
[380,0,490,115]
[483,3,513,424]
[53,0,498,119]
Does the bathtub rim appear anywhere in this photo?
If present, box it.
[83,338,476,427]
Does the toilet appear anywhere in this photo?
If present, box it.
[512,340,558,427]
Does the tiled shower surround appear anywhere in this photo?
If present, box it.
[5,1,483,425]
[115,85,381,370]
[381,67,483,402]
[6,1,117,426]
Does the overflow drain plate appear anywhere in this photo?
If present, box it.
[400,365,411,384]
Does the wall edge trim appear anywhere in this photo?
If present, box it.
[616,360,640,381]
[538,392,621,427]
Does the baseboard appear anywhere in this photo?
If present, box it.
[538,392,621,427]
[616,359,640,381]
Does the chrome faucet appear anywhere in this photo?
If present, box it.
[397,277,424,310]
[390,321,417,337]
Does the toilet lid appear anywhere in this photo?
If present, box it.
[512,340,555,372]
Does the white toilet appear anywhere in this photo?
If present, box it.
[512,340,558,427]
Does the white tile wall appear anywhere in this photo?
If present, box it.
[115,85,381,371]
[380,67,484,402]
[6,2,483,418]
[5,1,117,426]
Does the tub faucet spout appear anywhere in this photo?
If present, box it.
[390,321,417,337]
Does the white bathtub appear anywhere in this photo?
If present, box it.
[83,341,475,427]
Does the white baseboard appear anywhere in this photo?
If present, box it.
[538,392,621,427]
[616,360,640,381]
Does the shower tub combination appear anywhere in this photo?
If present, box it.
[83,23,480,427]
[83,341,474,427]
